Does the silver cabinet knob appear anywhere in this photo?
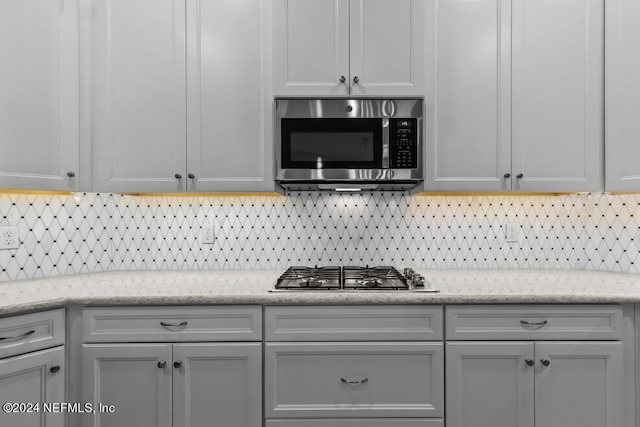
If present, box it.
[525,358,535,367]
[67,171,76,178]
[516,173,524,179]
[540,358,550,367]
[353,76,360,83]
[503,173,511,179]
[173,360,182,369]
[157,360,167,368]
[49,365,61,374]
[174,173,182,179]
[339,75,346,83]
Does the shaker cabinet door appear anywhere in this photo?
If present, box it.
[90,0,187,193]
[0,0,79,191]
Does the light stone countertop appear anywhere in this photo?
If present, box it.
[1,269,640,316]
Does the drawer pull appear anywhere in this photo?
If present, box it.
[520,320,548,328]
[340,377,369,385]
[0,329,35,342]
[160,321,188,328]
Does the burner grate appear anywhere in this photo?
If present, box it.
[274,266,409,291]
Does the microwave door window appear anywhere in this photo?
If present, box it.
[282,118,383,169]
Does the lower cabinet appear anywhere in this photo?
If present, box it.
[82,342,262,427]
[0,346,66,427]
[80,305,263,427]
[445,305,627,427]
[264,306,445,427]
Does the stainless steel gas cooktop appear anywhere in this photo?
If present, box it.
[270,266,438,292]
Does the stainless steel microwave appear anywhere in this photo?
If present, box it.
[275,99,423,191]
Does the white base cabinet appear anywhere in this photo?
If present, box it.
[0,347,66,427]
[80,306,262,427]
[445,305,628,427]
[82,343,262,427]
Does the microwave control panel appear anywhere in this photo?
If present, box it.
[389,118,418,169]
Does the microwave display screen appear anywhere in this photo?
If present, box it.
[281,118,382,169]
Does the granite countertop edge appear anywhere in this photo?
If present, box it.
[1,269,640,316]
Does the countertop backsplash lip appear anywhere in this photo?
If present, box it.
[1,268,640,316]
[1,191,640,282]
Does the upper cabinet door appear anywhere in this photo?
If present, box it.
[423,0,512,192]
[0,0,79,191]
[605,0,640,191]
[186,0,274,192]
[349,0,425,97]
[511,0,604,192]
[91,0,187,193]
[273,0,350,97]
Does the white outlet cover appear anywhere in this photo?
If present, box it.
[0,226,19,250]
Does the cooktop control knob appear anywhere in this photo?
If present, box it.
[413,275,425,288]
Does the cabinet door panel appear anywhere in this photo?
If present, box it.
[0,0,79,191]
[91,0,187,193]
[605,0,640,191]
[512,0,603,192]
[0,347,65,427]
[445,342,534,427]
[424,0,511,192]
[173,343,262,427]
[186,0,274,192]
[273,0,349,96]
[82,344,172,427]
[535,342,623,427]
[349,0,424,96]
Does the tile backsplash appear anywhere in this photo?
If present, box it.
[1,191,639,282]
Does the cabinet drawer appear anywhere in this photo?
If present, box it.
[446,305,624,340]
[265,306,443,341]
[83,306,262,342]
[265,342,444,418]
[0,309,65,359]
[266,420,444,427]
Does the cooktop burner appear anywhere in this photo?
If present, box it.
[272,266,429,291]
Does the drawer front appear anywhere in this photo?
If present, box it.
[265,342,444,418]
[266,420,444,427]
[265,306,443,341]
[83,306,262,342]
[446,305,624,340]
[0,309,65,359]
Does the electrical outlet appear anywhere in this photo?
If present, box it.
[505,223,519,243]
[201,223,215,244]
[0,226,19,250]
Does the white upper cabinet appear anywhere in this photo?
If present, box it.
[0,0,80,191]
[91,0,187,193]
[605,0,640,191]
[186,0,274,192]
[273,0,425,97]
[511,0,603,192]
[424,0,603,193]
[91,0,273,193]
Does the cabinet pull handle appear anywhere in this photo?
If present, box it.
[340,377,369,385]
[525,358,535,367]
[516,173,524,179]
[160,321,188,328]
[157,360,167,368]
[49,365,61,374]
[174,173,182,179]
[503,173,511,179]
[339,75,346,83]
[353,76,360,84]
[173,361,182,369]
[187,173,195,179]
[520,320,547,328]
[66,171,76,178]
[540,358,550,367]
[0,329,35,342]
